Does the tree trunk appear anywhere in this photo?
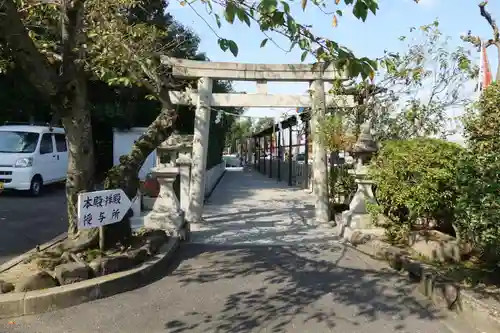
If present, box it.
[101,104,178,249]
[60,74,100,251]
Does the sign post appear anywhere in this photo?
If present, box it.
[77,189,132,251]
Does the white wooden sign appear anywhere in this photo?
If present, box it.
[77,189,132,229]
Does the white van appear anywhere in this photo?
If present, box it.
[0,124,68,196]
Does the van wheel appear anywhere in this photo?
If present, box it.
[29,176,43,197]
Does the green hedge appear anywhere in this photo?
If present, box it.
[369,138,464,244]
[455,82,500,261]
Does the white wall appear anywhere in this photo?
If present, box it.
[113,128,157,181]
[204,161,225,197]
[114,128,226,188]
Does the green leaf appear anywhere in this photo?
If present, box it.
[224,2,236,24]
[228,40,239,57]
[260,38,269,48]
[301,51,308,62]
[298,38,307,49]
[281,1,290,13]
[366,0,378,15]
[336,9,343,16]
[260,0,278,13]
[236,7,251,26]
[218,38,228,51]
[352,1,368,21]
[214,14,221,28]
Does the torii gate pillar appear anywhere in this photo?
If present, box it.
[310,79,330,225]
[185,77,213,224]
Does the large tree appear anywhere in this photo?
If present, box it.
[225,117,252,152]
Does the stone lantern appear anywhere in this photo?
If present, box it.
[351,122,379,174]
[133,133,193,235]
[338,121,384,239]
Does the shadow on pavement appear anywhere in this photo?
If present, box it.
[163,242,447,333]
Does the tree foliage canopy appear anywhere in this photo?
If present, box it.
[320,20,477,143]
[455,82,500,261]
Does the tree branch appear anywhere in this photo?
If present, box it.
[461,3,500,49]
[480,1,500,43]
[461,32,481,49]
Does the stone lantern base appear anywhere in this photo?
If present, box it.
[338,210,385,241]
[336,163,385,241]
[131,166,186,238]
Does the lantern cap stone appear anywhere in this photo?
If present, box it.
[352,122,378,154]
[158,133,194,151]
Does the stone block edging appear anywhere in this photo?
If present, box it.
[0,237,180,319]
[350,236,500,333]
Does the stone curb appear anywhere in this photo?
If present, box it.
[351,237,500,333]
[0,237,180,319]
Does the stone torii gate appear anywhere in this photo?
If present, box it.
[161,57,354,226]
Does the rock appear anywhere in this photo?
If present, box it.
[384,249,404,271]
[60,251,72,263]
[33,257,63,271]
[443,283,459,306]
[90,256,135,276]
[127,247,150,265]
[411,240,461,262]
[15,271,58,292]
[88,260,102,277]
[143,230,168,255]
[349,231,371,245]
[459,242,473,257]
[54,262,92,285]
[409,231,462,263]
[0,280,14,293]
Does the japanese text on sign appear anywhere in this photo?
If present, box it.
[77,189,131,229]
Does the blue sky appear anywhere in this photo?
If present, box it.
[168,0,498,131]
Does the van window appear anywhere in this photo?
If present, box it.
[54,134,67,152]
[39,134,53,154]
[0,131,39,153]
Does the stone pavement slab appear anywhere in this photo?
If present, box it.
[2,243,456,333]
[191,168,339,245]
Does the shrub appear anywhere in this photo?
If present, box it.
[369,138,464,244]
[329,164,356,204]
[455,82,500,261]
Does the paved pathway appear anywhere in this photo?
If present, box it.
[192,168,339,245]
[3,168,469,333]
